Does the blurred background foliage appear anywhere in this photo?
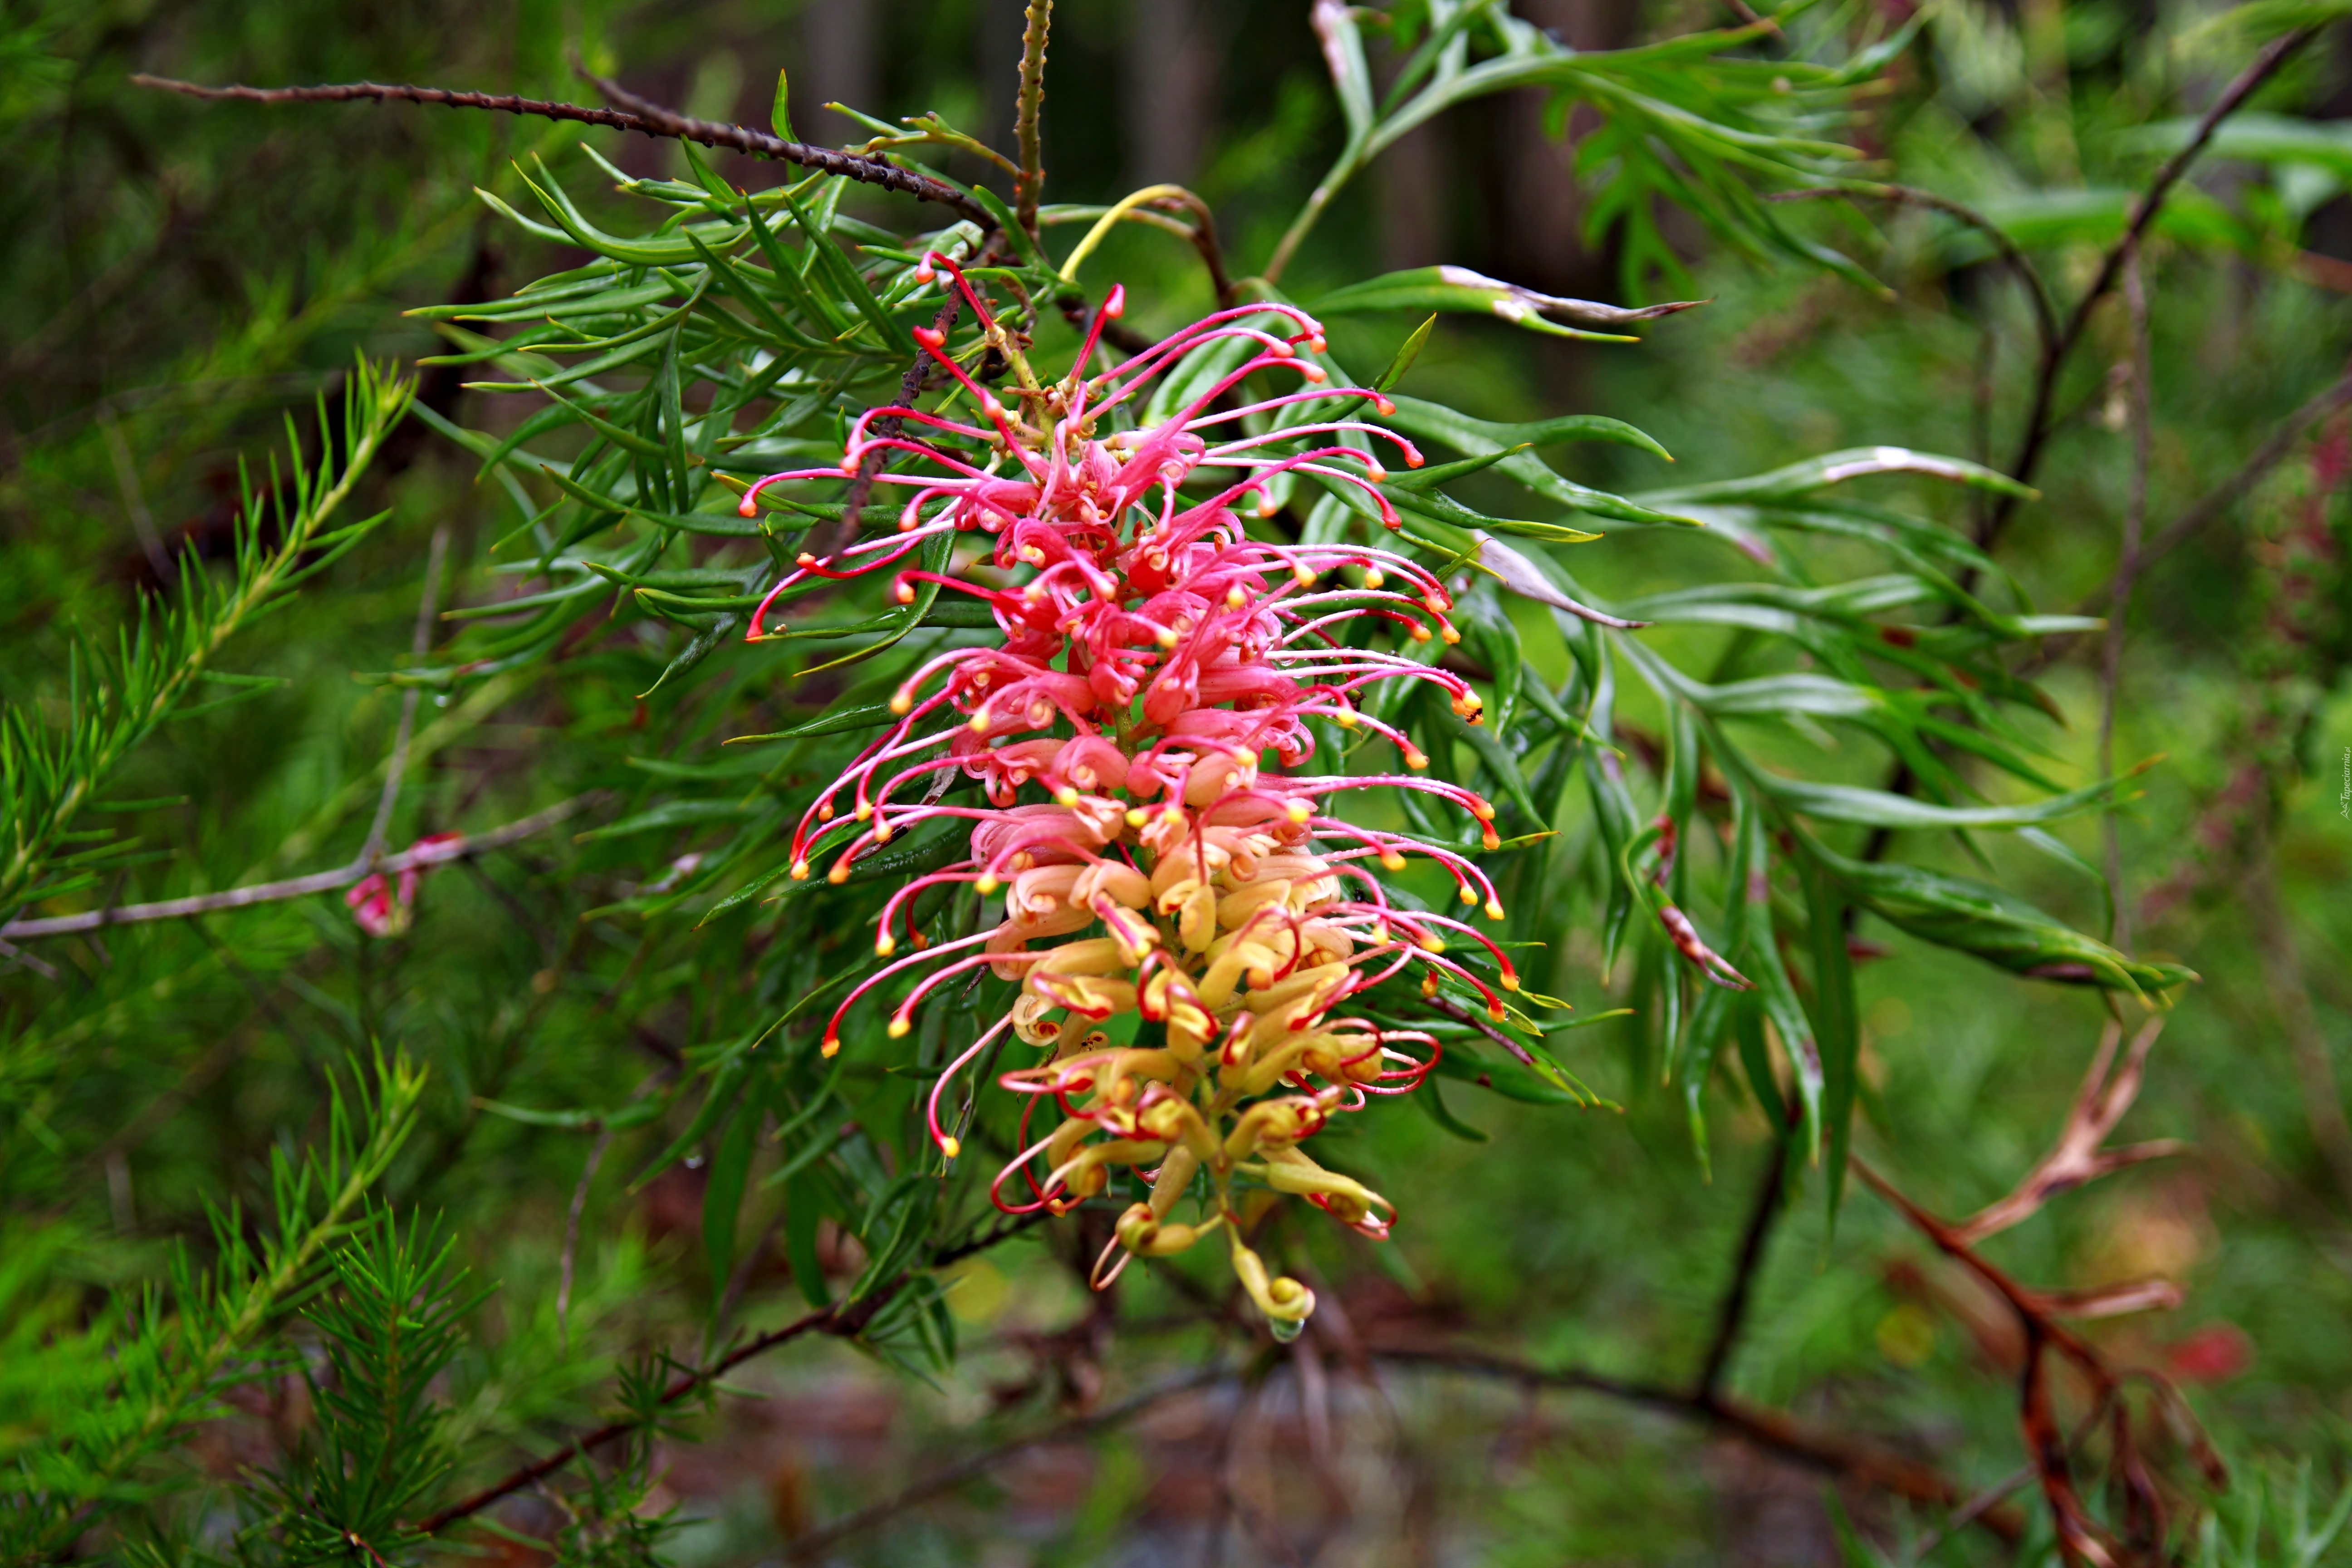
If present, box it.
[2,0,2351,1563]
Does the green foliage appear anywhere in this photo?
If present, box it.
[244,1209,481,1567]
[2,0,2348,1561]
[0,1054,428,1563]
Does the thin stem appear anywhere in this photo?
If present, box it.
[1978,26,2316,552]
[2081,360,2352,611]
[2098,243,2150,950]
[415,1210,1049,1534]
[0,795,594,941]
[132,77,997,232]
[1695,1093,1801,1399]
[1771,183,2059,356]
[1014,0,1053,234]
[363,526,449,863]
[1910,1466,2036,1563]
[833,293,964,549]
[556,1127,613,1352]
[784,1366,1228,1560]
[1370,1347,2019,1539]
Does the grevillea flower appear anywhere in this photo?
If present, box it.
[738,259,1524,1336]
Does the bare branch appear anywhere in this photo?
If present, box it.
[2080,361,2352,611]
[1979,26,2318,552]
[1771,184,2058,354]
[784,1366,1227,1560]
[830,291,965,549]
[1014,0,1053,233]
[415,1211,1050,1535]
[1695,1094,1804,1398]
[1949,1018,2172,1246]
[130,76,997,232]
[1370,1346,2022,1541]
[0,795,594,941]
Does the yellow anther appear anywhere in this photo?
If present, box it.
[1380,850,1406,872]
[976,872,1001,895]
[1285,799,1313,824]
[1407,622,1431,643]
[828,863,851,885]
[1364,463,1387,483]
[1126,808,1150,828]
[888,1013,912,1038]
[855,801,873,822]
[821,1036,841,1057]
[818,802,835,822]
[790,860,811,881]
[1440,625,1461,645]
[1458,886,1477,906]
[969,706,992,732]
[940,1135,961,1159]
[876,932,897,957]
[1055,785,1080,806]
[1404,750,1429,770]
[891,688,914,715]
[873,819,893,844]
[1363,568,1384,590]
[1292,564,1316,588]
[1486,900,1506,922]
[1226,585,1246,611]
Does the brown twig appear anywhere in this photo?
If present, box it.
[1851,1018,2219,1567]
[1013,0,1053,234]
[1945,1019,2181,1247]
[1369,1346,2022,1540]
[1910,1464,2036,1562]
[0,794,594,941]
[1978,27,2317,553]
[830,291,965,549]
[416,1210,1050,1535]
[783,1365,1228,1560]
[1771,184,2058,354]
[1144,188,1236,310]
[129,76,997,232]
[2077,361,2352,614]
